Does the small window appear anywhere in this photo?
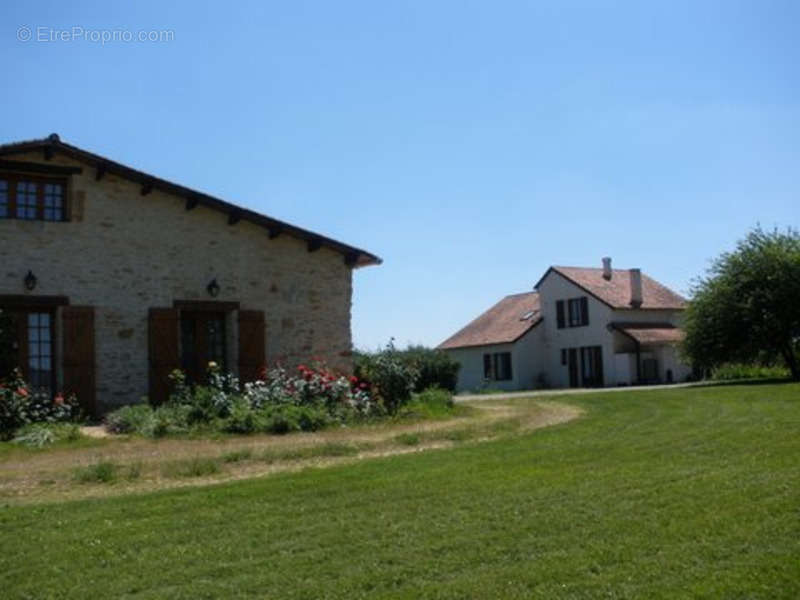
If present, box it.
[483,352,513,381]
[520,310,535,321]
[43,183,64,221]
[0,180,8,217]
[567,297,589,327]
[16,181,38,220]
[0,174,68,222]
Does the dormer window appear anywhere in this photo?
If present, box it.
[0,175,67,222]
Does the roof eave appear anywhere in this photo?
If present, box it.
[0,136,382,268]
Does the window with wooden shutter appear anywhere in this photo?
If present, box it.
[580,297,589,326]
[556,300,565,329]
[567,297,589,328]
[0,175,68,222]
[494,352,512,381]
[483,354,492,379]
[579,345,604,387]
[238,310,265,383]
[148,308,179,405]
[62,306,96,416]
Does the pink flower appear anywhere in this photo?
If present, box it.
[17,387,28,397]
[54,394,65,405]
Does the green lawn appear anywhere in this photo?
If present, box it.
[2,383,799,599]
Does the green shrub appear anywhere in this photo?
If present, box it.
[295,404,331,431]
[402,346,460,392]
[142,404,191,438]
[354,340,418,414]
[12,423,83,448]
[415,387,454,409]
[397,387,457,420]
[104,403,191,438]
[711,363,790,381]
[222,398,261,434]
[260,405,302,435]
[104,404,154,434]
[74,461,118,484]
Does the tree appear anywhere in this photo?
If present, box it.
[682,226,800,380]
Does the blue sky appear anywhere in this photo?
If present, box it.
[2,1,798,349]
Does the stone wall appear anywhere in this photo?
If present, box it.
[0,151,356,410]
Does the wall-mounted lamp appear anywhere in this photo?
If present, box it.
[24,270,37,291]
[206,278,220,298]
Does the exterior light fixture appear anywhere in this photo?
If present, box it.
[24,270,37,291]
[206,278,220,298]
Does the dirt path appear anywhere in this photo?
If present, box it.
[0,399,581,505]
[456,381,704,402]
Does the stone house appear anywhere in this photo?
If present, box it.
[0,134,380,415]
[439,258,691,392]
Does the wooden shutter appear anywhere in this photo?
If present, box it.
[483,354,492,380]
[556,300,565,329]
[148,308,179,405]
[580,297,589,326]
[238,310,265,383]
[62,307,96,417]
[499,353,512,381]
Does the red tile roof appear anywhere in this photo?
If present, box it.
[543,267,687,310]
[613,322,685,345]
[438,292,541,350]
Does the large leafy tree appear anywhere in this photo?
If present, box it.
[682,226,800,380]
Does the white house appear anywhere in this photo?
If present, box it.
[438,292,544,392]
[439,258,692,392]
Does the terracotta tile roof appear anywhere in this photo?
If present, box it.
[438,292,541,350]
[545,267,687,310]
[612,322,685,345]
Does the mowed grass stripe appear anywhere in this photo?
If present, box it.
[1,383,798,599]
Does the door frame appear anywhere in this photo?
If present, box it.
[567,348,579,388]
[0,295,69,394]
[173,300,239,383]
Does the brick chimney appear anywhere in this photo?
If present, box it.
[602,257,612,280]
[629,268,643,308]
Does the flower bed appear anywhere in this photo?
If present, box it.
[105,362,382,438]
[0,368,78,441]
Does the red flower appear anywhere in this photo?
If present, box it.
[349,376,358,383]
[17,387,28,397]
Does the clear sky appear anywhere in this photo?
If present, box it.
[2,1,798,350]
